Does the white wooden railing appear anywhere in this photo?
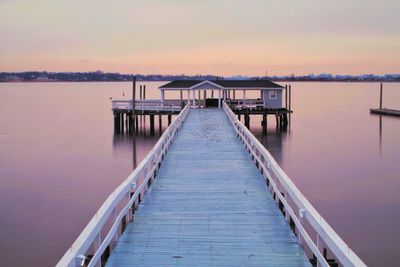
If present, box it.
[222,101,366,267]
[57,105,191,267]
[225,99,264,108]
[111,99,183,113]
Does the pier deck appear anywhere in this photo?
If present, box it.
[106,109,310,267]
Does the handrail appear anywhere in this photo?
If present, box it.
[111,99,182,112]
[222,101,366,267]
[57,104,191,267]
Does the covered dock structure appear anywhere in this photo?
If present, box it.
[112,79,293,134]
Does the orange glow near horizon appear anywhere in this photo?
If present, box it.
[0,0,399,76]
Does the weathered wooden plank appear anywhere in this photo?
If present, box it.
[106,109,310,267]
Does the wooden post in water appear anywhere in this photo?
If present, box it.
[380,83,383,110]
[120,113,124,133]
[125,114,128,133]
[283,113,288,130]
[158,114,162,133]
[149,114,155,135]
[138,84,142,134]
[143,85,146,100]
[135,116,138,134]
[114,112,120,133]
[288,85,292,112]
[132,77,136,132]
[128,114,132,134]
[244,110,250,129]
[262,111,267,134]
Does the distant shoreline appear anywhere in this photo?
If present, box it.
[1,80,399,83]
[1,71,399,83]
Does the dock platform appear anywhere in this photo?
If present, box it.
[105,109,310,267]
[370,108,400,117]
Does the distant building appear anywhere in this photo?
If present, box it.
[2,76,22,82]
[36,75,49,81]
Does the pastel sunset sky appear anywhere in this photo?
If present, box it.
[0,0,399,76]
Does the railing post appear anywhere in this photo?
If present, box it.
[112,208,118,243]
[298,209,306,246]
[94,234,102,267]
[316,233,324,267]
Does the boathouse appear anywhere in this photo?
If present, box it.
[159,79,284,108]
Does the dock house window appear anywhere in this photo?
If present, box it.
[269,90,277,99]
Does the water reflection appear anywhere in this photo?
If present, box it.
[379,115,382,155]
[113,131,162,170]
[257,132,285,165]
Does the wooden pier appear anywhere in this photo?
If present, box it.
[58,103,365,267]
[106,108,308,267]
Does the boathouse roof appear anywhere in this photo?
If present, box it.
[160,79,283,90]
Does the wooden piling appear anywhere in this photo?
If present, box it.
[143,85,146,99]
[262,112,267,134]
[120,113,124,133]
[244,110,250,129]
[139,85,142,100]
[288,85,292,112]
[128,114,132,134]
[114,112,120,133]
[132,77,136,128]
[158,114,162,133]
[149,114,155,135]
[125,114,129,133]
[283,113,288,130]
[380,83,383,109]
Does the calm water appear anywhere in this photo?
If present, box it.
[0,82,399,267]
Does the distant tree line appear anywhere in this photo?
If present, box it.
[0,71,399,82]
